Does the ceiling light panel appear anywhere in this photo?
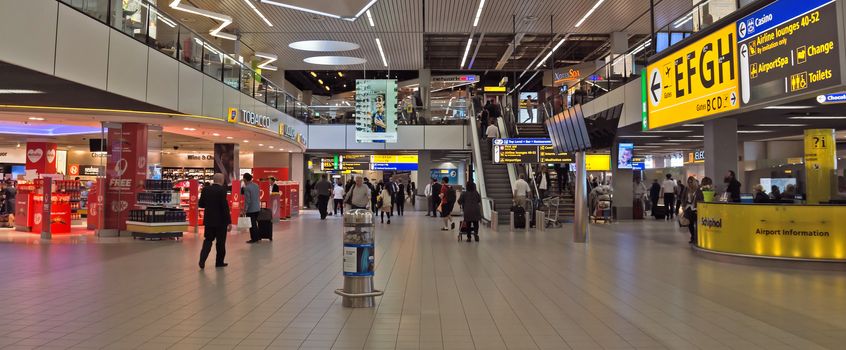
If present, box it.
[460,38,473,68]
[366,10,374,26]
[243,0,273,27]
[575,0,606,28]
[473,0,486,27]
[289,40,361,52]
[255,52,278,71]
[375,38,388,67]
[303,56,367,65]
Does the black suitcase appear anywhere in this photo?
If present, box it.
[511,205,526,228]
[653,205,667,220]
[257,208,273,240]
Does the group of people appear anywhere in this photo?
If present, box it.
[312,174,416,224]
[197,172,264,269]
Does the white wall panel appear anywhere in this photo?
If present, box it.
[346,126,386,150]
[387,126,425,150]
[424,125,465,149]
[146,49,179,110]
[106,29,148,101]
[54,5,108,90]
[202,75,224,119]
[307,125,346,150]
[0,0,57,75]
[223,86,240,116]
[178,65,203,115]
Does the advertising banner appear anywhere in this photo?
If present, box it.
[803,128,836,204]
[737,0,840,106]
[355,79,398,143]
[104,123,148,231]
[213,143,238,186]
[698,202,846,260]
[646,24,739,129]
[617,143,634,169]
[25,142,57,175]
[87,179,104,230]
[430,168,459,184]
[187,179,199,227]
[228,180,241,226]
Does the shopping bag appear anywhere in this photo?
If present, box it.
[237,216,251,229]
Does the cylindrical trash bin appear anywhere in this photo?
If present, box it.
[335,209,383,307]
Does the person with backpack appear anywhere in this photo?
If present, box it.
[439,177,456,231]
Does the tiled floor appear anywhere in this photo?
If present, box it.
[1,212,845,350]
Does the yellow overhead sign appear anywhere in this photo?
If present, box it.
[584,154,610,171]
[483,86,506,92]
[646,24,740,129]
[370,155,418,163]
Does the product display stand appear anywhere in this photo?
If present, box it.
[128,180,187,240]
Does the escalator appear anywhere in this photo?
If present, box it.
[513,122,576,224]
[478,140,513,226]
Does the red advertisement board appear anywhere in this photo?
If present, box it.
[228,180,241,225]
[252,167,289,181]
[104,124,148,230]
[187,179,200,227]
[87,179,104,230]
[25,142,57,174]
[32,194,71,234]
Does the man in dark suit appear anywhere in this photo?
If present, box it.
[396,180,406,216]
[198,173,231,269]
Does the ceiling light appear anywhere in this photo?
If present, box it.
[355,0,378,19]
[170,0,236,40]
[318,79,324,84]
[683,123,703,127]
[575,0,606,27]
[689,135,705,138]
[665,139,702,142]
[338,72,344,77]
[304,56,367,65]
[737,130,773,134]
[673,12,694,29]
[255,52,278,71]
[243,140,249,143]
[28,117,45,121]
[644,130,690,133]
[473,0,486,27]
[752,123,807,127]
[325,86,330,91]
[375,38,388,67]
[0,89,44,94]
[183,127,196,131]
[460,38,473,68]
[789,116,846,120]
[258,143,264,146]
[366,10,374,26]
[765,105,813,109]
[619,135,661,138]
[243,0,273,26]
[269,146,274,149]
[343,84,347,88]
[212,133,220,136]
[289,40,360,52]
[535,37,567,69]
[226,136,234,139]
[310,71,317,77]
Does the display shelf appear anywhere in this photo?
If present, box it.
[126,221,189,226]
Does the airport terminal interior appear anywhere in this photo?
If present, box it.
[1,0,846,349]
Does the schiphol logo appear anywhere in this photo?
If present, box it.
[700,217,723,228]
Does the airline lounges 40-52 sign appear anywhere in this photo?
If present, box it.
[646,24,740,129]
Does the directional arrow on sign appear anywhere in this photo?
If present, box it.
[730,92,737,106]
[649,68,662,106]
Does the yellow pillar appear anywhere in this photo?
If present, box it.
[803,129,837,204]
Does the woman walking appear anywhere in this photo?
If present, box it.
[680,176,704,244]
[379,185,393,224]
[457,182,482,242]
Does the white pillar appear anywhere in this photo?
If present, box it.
[704,118,738,193]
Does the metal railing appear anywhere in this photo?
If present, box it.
[57,0,310,121]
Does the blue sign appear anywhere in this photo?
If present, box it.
[430,168,459,184]
[492,138,552,146]
[737,0,834,43]
[816,92,846,104]
[632,162,645,170]
[371,163,419,171]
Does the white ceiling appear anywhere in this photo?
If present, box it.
[161,0,694,71]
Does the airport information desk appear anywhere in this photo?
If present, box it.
[696,202,846,261]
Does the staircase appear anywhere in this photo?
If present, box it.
[479,142,513,225]
[515,123,549,138]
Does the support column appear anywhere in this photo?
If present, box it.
[573,152,589,243]
[704,118,738,193]
[214,143,240,186]
[290,152,304,206]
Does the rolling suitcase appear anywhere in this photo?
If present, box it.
[511,205,526,228]
[257,208,273,241]
[652,204,667,220]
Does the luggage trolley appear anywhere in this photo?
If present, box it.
[542,196,562,228]
[591,194,613,223]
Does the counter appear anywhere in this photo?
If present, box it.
[696,202,846,261]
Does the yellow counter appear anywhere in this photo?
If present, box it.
[696,202,846,261]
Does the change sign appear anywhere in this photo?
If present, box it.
[647,24,740,129]
[737,0,840,106]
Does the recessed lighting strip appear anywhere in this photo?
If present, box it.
[575,0,606,28]
[535,37,568,69]
[460,37,473,69]
[243,0,273,27]
[170,0,236,40]
[473,0,486,27]
[375,38,388,67]
[366,10,375,26]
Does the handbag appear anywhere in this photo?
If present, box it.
[237,215,251,229]
[678,208,691,226]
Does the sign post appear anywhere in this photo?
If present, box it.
[804,129,836,204]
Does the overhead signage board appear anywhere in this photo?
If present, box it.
[817,92,846,104]
[370,163,419,171]
[492,139,572,164]
[483,86,506,93]
[355,79,398,143]
[585,154,611,171]
[646,24,740,129]
[432,75,479,83]
[737,0,840,106]
[320,158,337,171]
[370,155,418,163]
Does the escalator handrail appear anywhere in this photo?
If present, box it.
[468,102,493,222]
